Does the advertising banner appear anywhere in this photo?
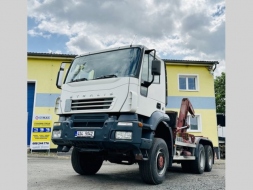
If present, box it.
[30,114,52,150]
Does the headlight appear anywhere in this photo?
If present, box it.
[52,130,62,138]
[115,131,132,140]
[53,122,61,126]
[54,97,61,114]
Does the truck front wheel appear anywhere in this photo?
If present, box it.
[71,147,103,175]
[138,138,169,184]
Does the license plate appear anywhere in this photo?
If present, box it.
[75,131,94,138]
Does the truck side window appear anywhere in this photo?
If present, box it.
[140,54,160,96]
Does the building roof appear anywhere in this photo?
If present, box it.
[27,52,218,65]
[28,52,77,58]
[163,59,218,65]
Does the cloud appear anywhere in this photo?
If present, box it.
[28,0,225,76]
[66,35,105,54]
[27,29,51,38]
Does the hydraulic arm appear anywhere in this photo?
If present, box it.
[174,98,196,143]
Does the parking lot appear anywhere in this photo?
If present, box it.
[28,153,225,190]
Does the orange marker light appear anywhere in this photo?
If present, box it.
[138,122,143,128]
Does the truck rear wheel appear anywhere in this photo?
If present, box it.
[138,138,169,184]
[71,147,103,175]
[204,145,213,172]
[191,144,205,174]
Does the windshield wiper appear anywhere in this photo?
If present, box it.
[95,74,117,80]
[69,77,88,83]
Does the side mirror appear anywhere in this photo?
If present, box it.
[152,60,161,75]
[56,63,66,89]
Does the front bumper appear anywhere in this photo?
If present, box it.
[52,113,152,152]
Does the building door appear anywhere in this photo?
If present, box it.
[27,82,35,146]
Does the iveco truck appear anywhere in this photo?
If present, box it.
[52,45,214,185]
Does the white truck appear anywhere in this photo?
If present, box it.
[52,45,214,185]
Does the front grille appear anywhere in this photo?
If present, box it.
[71,98,113,111]
[71,114,109,128]
[74,115,105,120]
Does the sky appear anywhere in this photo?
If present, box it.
[27,0,225,77]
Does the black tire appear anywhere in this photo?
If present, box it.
[204,145,213,172]
[138,138,169,185]
[181,161,191,173]
[190,144,205,174]
[71,147,103,175]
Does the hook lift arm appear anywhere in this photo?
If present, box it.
[175,98,196,143]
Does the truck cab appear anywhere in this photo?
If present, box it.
[55,45,166,115]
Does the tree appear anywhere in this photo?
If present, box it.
[214,72,225,113]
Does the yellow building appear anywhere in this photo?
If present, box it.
[27,53,219,155]
[164,60,219,150]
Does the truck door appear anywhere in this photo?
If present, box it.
[137,53,166,116]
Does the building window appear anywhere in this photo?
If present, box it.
[179,75,198,91]
[187,115,201,132]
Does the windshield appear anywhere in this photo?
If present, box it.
[65,47,141,83]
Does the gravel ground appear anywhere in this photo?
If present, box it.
[27,151,225,190]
